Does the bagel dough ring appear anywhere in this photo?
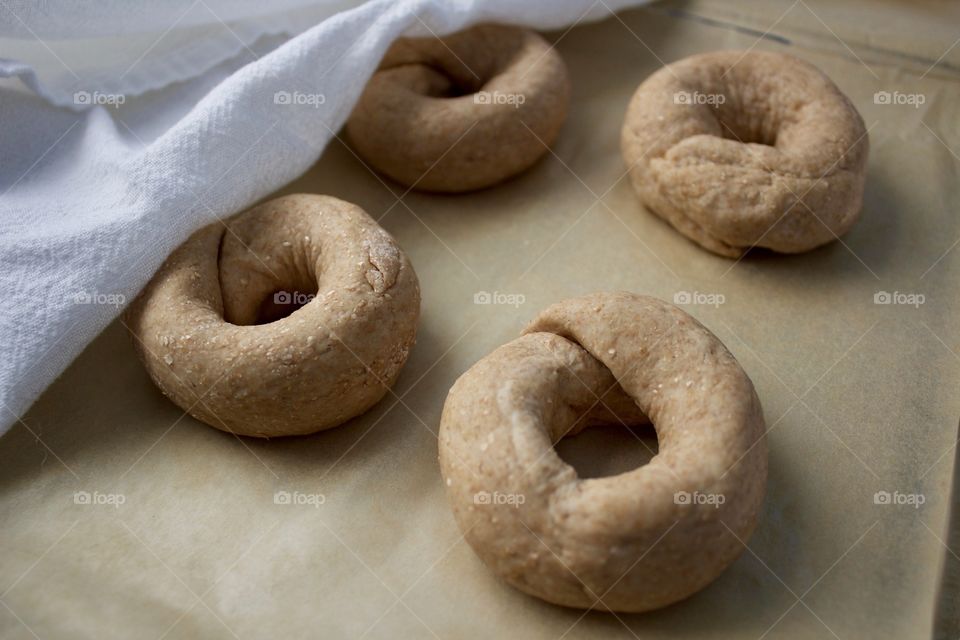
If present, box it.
[346,24,570,192]
[126,194,420,438]
[438,292,766,612]
[621,50,869,257]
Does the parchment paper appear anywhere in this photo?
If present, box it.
[3,1,960,638]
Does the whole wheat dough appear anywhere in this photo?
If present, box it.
[621,50,869,257]
[126,194,420,437]
[347,24,570,192]
[438,292,767,612]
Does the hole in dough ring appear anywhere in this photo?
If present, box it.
[621,50,869,257]
[126,194,420,438]
[438,292,767,612]
[346,24,570,193]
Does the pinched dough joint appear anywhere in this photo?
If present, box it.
[621,50,869,258]
[439,292,767,612]
[126,194,420,438]
[346,24,570,193]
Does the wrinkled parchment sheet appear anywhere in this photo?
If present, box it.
[3,1,960,638]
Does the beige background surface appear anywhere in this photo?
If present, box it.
[3,1,960,638]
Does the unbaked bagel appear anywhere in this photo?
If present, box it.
[347,24,570,192]
[438,292,766,612]
[621,50,869,257]
[126,194,420,438]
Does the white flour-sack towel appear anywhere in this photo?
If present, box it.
[0,0,649,435]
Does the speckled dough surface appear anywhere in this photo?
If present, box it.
[621,50,869,257]
[347,24,570,192]
[439,292,767,612]
[126,194,420,438]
